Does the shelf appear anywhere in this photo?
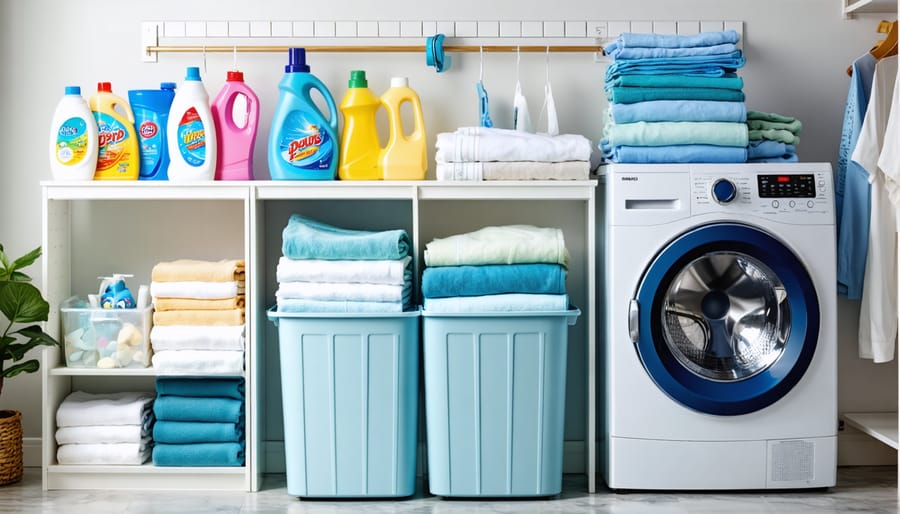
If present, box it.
[46,464,248,491]
[843,0,896,17]
[49,367,246,378]
[41,181,251,200]
[841,412,899,449]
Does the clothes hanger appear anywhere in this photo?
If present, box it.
[846,20,898,76]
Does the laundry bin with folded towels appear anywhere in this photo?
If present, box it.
[267,214,420,498]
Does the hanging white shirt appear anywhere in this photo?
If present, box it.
[853,55,898,363]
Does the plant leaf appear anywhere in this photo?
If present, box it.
[10,247,41,276]
[2,359,40,378]
[4,327,60,361]
[13,325,60,347]
[0,282,49,323]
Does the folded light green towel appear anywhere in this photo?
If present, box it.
[607,74,744,90]
[747,118,803,134]
[749,128,801,145]
[604,121,749,147]
[424,225,569,268]
[747,110,798,123]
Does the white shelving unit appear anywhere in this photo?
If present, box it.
[842,413,899,449]
[41,179,599,493]
[843,0,896,17]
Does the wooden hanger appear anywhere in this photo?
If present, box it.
[847,20,898,76]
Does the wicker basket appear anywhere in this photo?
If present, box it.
[0,410,23,486]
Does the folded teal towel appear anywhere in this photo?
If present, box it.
[606,30,741,51]
[609,100,747,124]
[282,214,411,261]
[153,396,244,423]
[607,74,744,90]
[607,86,745,104]
[608,43,738,60]
[153,442,244,467]
[606,52,745,81]
[422,263,567,299]
[155,377,245,400]
[604,121,749,147]
[423,293,570,313]
[153,420,244,444]
[276,299,405,313]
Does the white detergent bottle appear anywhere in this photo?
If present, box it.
[49,86,98,181]
[167,66,217,181]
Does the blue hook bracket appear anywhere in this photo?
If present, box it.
[426,34,451,72]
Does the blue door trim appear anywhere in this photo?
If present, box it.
[636,223,820,416]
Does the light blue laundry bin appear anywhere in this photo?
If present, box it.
[422,307,580,497]
[267,308,420,498]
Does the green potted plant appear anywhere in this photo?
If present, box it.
[0,244,61,485]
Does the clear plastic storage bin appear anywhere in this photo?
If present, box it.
[422,307,580,498]
[267,307,420,498]
[60,296,153,368]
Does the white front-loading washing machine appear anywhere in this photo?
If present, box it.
[602,163,837,490]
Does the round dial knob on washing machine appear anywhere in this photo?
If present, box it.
[711,178,738,204]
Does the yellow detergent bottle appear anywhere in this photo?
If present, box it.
[338,70,382,180]
[380,77,427,180]
[90,82,139,180]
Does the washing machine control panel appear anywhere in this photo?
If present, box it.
[693,170,832,223]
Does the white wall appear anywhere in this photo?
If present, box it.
[1,0,896,462]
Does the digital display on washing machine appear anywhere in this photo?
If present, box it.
[757,174,816,198]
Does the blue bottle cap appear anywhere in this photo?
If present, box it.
[160,82,177,90]
[285,48,310,73]
[65,86,81,95]
[185,67,201,81]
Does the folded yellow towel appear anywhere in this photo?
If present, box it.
[153,295,245,312]
[151,259,245,283]
[153,309,245,326]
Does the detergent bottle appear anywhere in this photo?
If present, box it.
[211,70,260,180]
[49,86,98,181]
[380,77,427,180]
[338,70,382,180]
[128,82,176,180]
[167,66,217,181]
[268,48,339,180]
[90,82,140,180]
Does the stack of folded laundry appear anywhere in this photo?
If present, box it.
[746,110,802,162]
[600,30,750,163]
[276,214,414,313]
[152,377,245,467]
[421,225,570,312]
[434,127,593,181]
[55,391,155,465]
[149,259,245,374]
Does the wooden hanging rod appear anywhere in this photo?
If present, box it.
[146,44,603,54]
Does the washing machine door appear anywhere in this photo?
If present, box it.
[633,222,819,416]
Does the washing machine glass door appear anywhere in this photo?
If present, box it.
[635,223,819,415]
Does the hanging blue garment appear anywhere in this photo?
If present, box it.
[836,53,876,300]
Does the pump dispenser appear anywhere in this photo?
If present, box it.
[338,70,382,180]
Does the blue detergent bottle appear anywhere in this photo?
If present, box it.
[268,48,339,180]
[128,82,176,180]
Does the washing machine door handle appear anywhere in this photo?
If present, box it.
[628,299,640,343]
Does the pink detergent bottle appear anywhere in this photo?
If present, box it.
[211,70,260,180]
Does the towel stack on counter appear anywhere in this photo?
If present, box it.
[276,214,414,313]
[151,377,245,467]
[55,391,155,465]
[421,225,570,312]
[746,110,802,163]
[434,127,593,181]
[600,30,750,164]
[149,259,245,374]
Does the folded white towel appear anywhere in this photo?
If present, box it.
[152,350,244,374]
[435,127,593,163]
[150,325,246,351]
[150,281,240,300]
[275,281,407,303]
[57,440,152,465]
[56,391,155,428]
[276,255,412,285]
[435,160,591,181]
[55,424,148,445]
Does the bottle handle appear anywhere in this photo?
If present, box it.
[389,94,425,142]
[222,90,260,134]
[303,79,339,133]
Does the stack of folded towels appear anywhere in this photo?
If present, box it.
[149,259,246,374]
[276,214,414,313]
[55,391,155,465]
[600,29,750,163]
[746,110,802,162]
[152,377,245,467]
[434,127,593,181]
[421,225,570,312]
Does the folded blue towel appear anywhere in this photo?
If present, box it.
[153,420,244,444]
[155,377,245,400]
[607,86,745,104]
[605,52,746,81]
[748,153,798,163]
[423,293,570,313]
[607,42,738,60]
[605,30,741,52]
[421,263,567,299]
[748,140,796,160]
[152,442,245,467]
[600,141,748,164]
[282,214,411,261]
[606,74,744,90]
[153,396,244,423]
[276,298,406,313]
[609,100,747,124]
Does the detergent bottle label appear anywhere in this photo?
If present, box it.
[55,117,89,166]
[278,111,334,170]
[95,113,131,172]
[136,111,163,173]
[176,107,207,167]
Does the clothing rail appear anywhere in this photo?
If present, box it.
[145,44,604,54]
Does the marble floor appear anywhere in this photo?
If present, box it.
[0,466,896,513]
